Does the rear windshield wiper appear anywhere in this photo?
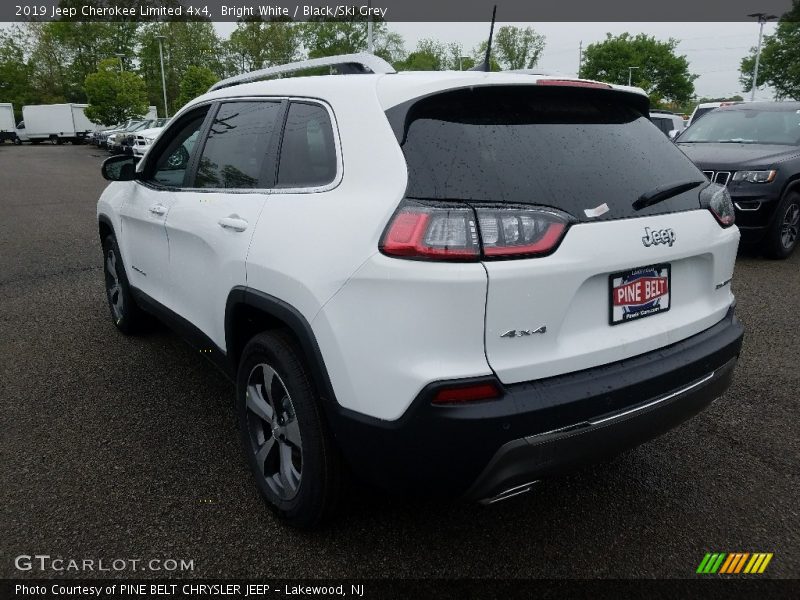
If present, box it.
[633,180,706,211]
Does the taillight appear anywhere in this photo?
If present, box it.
[380,200,480,260]
[475,205,572,258]
[380,200,573,261]
[432,381,502,405]
[700,183,735,228]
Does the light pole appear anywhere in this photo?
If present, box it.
[747,12,777,101]
[367,0,373,53]
[155,35,168,118]
[627,66,640,87]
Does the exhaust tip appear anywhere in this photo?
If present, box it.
[478,480,540,505]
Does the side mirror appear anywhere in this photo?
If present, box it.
[102,154,138,181]
[668,129,680,140]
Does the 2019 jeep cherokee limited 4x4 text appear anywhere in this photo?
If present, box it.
[97,54,744,527]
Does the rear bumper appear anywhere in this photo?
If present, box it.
[331,306,743,501]
[466,356,736,502]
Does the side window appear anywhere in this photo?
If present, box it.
[276,102,337,188]
[147,107,209,188]
[193,101,281,189]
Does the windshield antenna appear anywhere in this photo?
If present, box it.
[470,5,497,72]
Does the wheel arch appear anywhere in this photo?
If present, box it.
[98,214,115,241]
[225,287,340,412]
[782,174,800,198]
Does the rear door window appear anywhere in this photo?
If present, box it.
[193,101,282,189]
[387,86,704,222]
[276,102,337,188]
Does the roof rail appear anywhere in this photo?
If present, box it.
[209,52,396,91]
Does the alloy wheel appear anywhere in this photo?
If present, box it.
[781,202,799,249]
[245,363,303,501]
[105,249,124,321]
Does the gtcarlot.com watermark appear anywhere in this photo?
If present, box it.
[14,554,195,573]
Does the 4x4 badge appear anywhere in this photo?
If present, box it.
[642,227,676,247]
[501,326,547,338]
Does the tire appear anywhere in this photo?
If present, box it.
[101,234,146,334]
[13,137,21,145]
[236,331,343,528]
[764,192,800,259]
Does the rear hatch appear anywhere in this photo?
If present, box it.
[388,84,739,384]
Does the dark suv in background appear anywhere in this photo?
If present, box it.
[677,101,800,258]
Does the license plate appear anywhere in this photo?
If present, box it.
[609,264,671,326]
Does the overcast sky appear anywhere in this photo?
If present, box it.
[215,21,778,100]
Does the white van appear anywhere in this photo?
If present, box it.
[0,103,16,143]
[17,104,96,144]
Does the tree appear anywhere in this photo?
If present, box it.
[227,18,301,73]
[300,17,404,64]
[493,26,546,70]
[84,58,148,126]
[138,21,225,115]
[739,2,800,99]
[396,39,446,71]
[25,20,140,104]
[581,33,697,105]
[0,27,35,120]
[178,66,218,107]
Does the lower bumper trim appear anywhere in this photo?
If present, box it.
[464,357,737,502]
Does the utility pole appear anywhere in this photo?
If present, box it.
[748,12,777,101]
[578,41,583,77]
[628,66,640,87]
[156,35,168,118]
[367,0,373,53]
[114,52,125,72]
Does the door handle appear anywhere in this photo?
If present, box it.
[149,204,167,216]
[218,216,248,232]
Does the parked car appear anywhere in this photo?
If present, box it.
[97,53,744,527]
[131,118,170,157]
[687,101,741,128]
[677,101,800,258]
[0,103,18,143]
[650,109,685,138]
[107,120,153,154]
[16,103,95,144]
[95,121,132,148]
[94,108,159,148]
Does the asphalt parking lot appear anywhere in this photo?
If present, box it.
[1,143,797,579]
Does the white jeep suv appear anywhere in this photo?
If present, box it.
[97,53,744,527]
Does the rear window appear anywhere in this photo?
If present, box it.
[388,86,703,221]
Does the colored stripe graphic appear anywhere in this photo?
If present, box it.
[700,552,774,574]
[697,553,713,573]
[758,553,773,573]
[719,554,736,574]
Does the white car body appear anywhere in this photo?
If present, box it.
[97,56,744,512]
[132,125,166,157]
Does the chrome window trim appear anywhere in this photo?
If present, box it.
[141,96,343,196]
